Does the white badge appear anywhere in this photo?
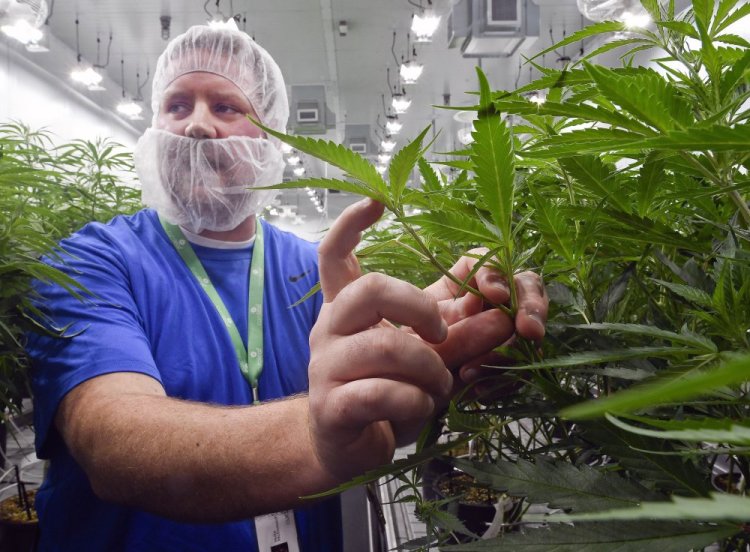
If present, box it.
[254,510,300,552]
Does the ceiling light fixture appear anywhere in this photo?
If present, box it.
[377,153,391,164]
[386,117,403,135]
[280,143,293,154]
[380,138,397,152]
[391,92,412,114]
[0,0,48,45]
[1,18,41,44]
[527,91,547,105]
[375,164,387,175]
[293,166,306,177]
[621,10,651,28]
[400,59,423,84]
[287,155,301,166]
[411,11,441,43]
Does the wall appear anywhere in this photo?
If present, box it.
[0,36,139,147]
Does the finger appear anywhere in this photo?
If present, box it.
[431,308,515,371]
[423,248,510,305]
[318,198,385,303]
[321,379,438,435]
[313,326,453,397]
[326,272,448,344]
[514,271,548,341]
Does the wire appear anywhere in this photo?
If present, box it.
[203,0,212,18]
[94,32,113,69]
[135,67,150,101]
[120,58,126,98]
[406,0,423,9]
[391,31,399,67]
[74,18,81,63]
[44,0,55,25]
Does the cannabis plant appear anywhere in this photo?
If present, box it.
[259,1,750,548]
[0,122,140,418]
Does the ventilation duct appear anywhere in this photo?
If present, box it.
[448,0,540,57]
[344,124,376,158]
[289,85,336,135]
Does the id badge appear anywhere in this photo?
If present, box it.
[254,510,300,552]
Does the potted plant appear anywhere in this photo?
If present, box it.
[0,465,38,552]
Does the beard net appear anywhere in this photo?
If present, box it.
[135,128,283,233]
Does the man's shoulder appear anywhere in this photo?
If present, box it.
[261,220,319,257]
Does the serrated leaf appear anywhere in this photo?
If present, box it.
[636,152,666,217]
[443,520,735,551]
[720,49,750,101]
[248,116,386,195]
[568,323,717,353]
[471,70,515,243]
[561,354,750,420]
[655,20,700,39]
[551,492,750,522]
[560,156,630,213]
[642,123,750,151]
[417,157,442,193]
[714,1,750,33]
[714,33,750,47]
[451,456,660,513]
[692,0,714,33]
[528,184,575,264]
[583,63,693,131]
[258,177,371,197]
[650,278,714,307]
[582,37,655,63]
[389,126,431,202]
[517,347,697,370]
[713,0,742,33]
[606,413,750,445]
[405,211,500,245]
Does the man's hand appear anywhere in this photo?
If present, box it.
[307,199,548,482]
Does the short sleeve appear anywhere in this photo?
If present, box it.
[26,226,163,458]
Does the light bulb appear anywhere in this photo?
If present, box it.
[528,92,546,105]
[376,164,387,174]
[391,94,412,114]
[456,127,474,145]
[400,60,423,84]
[1,20,42,45]
[411,12,441,43]
[621,11,651,28]
[386,119,403,135]
[380,138,397,152]
[116,99,144,120]
[281,143,293,154]
[71,66,105,90]
[293,166,306,177]
[287,155,301,166]
[378,153,391,164]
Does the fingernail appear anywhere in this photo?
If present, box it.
[443,373,454,396]
[462,367,481,383]
[527,311,546,336]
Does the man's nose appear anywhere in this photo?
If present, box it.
[185,104,217,139]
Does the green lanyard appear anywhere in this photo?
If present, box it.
[159,215,265,403]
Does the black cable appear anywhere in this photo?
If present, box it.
[391,31,399,67]
[136,67,150,101]
[44,0,55,25]
[203,0,212,18]
[94,32,113,69]
[120,58,126,98]
[75,18,81,63]
[406,0,423,9]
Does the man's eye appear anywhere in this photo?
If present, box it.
[166,103,189,114]
[216,104,242,114]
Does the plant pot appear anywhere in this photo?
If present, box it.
[0,491,39,552]
[431,470,523,541]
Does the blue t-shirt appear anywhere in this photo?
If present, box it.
[25,209,341,552]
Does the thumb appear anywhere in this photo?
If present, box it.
[318,198,385,303]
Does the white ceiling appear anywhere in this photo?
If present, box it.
[11,0,596,225]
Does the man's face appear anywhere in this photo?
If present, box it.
[155,71,263,139]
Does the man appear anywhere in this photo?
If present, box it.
[25,24,548,551]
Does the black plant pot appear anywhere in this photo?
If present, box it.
[0,517,39,552]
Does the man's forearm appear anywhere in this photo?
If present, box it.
[57,374,339,523]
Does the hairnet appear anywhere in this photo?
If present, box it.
[150,24,289,134]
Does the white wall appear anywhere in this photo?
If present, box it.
[0,37,139,147]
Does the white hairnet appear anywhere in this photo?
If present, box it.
[135,129,283,233]
[150,24,289,134]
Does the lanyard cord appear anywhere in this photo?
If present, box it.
[159,215,265,403]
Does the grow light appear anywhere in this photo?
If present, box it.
[411,11,441,43]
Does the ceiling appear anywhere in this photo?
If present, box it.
[8,0,597,231]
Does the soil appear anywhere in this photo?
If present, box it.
[0,490,37,523]
[437,473,499,505]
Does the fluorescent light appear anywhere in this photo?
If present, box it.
[378,153,391,164]
[1,19,43,45]
[293,166,306,177]
[71,65,105,91]
[116,99,144,120]
[411,12,441,43]
[287,155,301,166]
[280,143,293,154]
[400,60,423,84]
[386,119,403,135]
[380,139,396,152]
[391,93,412,114]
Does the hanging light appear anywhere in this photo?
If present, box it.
[71,65,105,90]
[411,11,441,43]
[400,59,423,84]
[377,153,392,164]
[1,18,42,44]
[287,155,301,166]
[375,164,387,175]
[391,92,412,114]
[576,0,649,25]
[527,91,547,106]
[116,100,144,120]
[621,10,651,28]
[456,127,474,146]
[280,143,293,154]
[380,138,397,152]
[386,117,403,135]
[293,166,306,177]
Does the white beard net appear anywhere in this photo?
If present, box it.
[135,128,283,233]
